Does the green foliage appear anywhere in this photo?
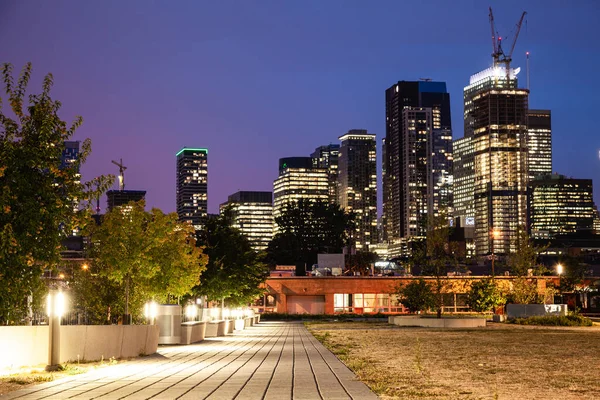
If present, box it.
[194,215,268,306]
[266,199,355,268]
[507,227,548,277]
[0,63,112,324]
[506,277,547,304]
[466,278,506,312]
[558,255,590,292]
[508,314,593,327]
[396,279,436,313]
[85,201,207,318]
[345,250,378,275]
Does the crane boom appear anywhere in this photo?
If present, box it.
[489,7,498,61]
[111,158,127,191]
[507,11,527,59]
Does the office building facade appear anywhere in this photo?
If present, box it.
[337,130,377,250]
[528,174,594,238]
[383,81,453,242]
[273,157,329,229]
[311,144,340,204]
[106,190,146,211]
[452,136,474,227]
[527,109,552,180]
[176,147,208,230]
[467,66,529,255]
[220,191,273,251]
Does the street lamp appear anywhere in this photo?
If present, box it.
[144,301,158,325]
[491,229,500,278]
[557,264,564,303]
[46,290,66,371]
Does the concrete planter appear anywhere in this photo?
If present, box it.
[506,304,568,318]
[225,319,234,334]
[234,319,245,331]
[205,320,227,337]
[389,316,486,328]
[253,315,260,325]
[180,321,207,344]
[244,317,253,328]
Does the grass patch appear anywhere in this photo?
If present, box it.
[307,320,600,399]
[508,314,593,326]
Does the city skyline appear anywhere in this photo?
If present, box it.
[2,1,599,214]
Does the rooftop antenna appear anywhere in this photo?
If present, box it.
[526,51,530,90]
[111,158,127,191]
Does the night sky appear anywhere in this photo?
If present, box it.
[2,0,599,214]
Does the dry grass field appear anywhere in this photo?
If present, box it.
[306,321,600,400]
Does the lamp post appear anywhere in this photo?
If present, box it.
[46,290,66,371]
[491,229,500,278]
[144,301,158,325]
[557,263,564,304]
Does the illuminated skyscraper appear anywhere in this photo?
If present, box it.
[176,147,208,230]
[311,144,340,204]
[273,157,329,229]
[61,141,80,170]
[220,191,273,251]
[383,81,453,244]
[527,109,552,180]
[452,136,474,227]
[337,130,377,250]
[466,66,529,255]
[528,174,594,238]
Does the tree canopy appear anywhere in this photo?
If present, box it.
[193,215,268,306]
[396,279,436,313]
[0,63,112,324]
[85,201,207,318]
[266,199,355,269]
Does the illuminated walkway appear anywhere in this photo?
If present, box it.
[3,321,377,400]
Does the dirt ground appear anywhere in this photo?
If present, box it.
[306,321,600,400]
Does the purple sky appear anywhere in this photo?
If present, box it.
[2,0,599,214]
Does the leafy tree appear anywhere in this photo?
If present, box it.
[266,199,355,269]
[194,215,268,306]
[466,278,506,312]
[396,279,435,313]
[558,255,590,292]
[0,63,111,324]
[345,250,378,275]
[85,201,206,319]
[507,227,548,277]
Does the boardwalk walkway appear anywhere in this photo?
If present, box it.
[3,321,377,400]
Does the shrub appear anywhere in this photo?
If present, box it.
[508,314,593,327]
[466,278,506,312]
[396,279,436,313]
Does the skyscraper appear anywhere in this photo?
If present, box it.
[527,109,552,180]
[528,174,594,238]
[220,191,273,251]
[176,147,208,230]
[311,144,340,204]
[452,136,474,227]
[273,157,329,228]
[337,130,377,250]
[61,141,80,170]
[383,81,453,245]
[106,190,146,211]
[467,65,529,255]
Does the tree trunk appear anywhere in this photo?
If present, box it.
[125,275,130,317]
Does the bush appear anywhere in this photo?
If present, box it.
[396,279,436,313]
[508,314,593,327]
[466,278,506,312]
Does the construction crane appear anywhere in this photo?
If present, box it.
[488,7,527,81]
[111,158,127,191]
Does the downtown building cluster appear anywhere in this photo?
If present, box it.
[175,51,599,261]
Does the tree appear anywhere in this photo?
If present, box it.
[396,279,435,313]
[0,63,112,324]
[506,227,549,304]
[266,199,355,269]
[85,201,206,319]
[466,278,506,312]
[345,250,378,275]
[193,215,268,306]
[558,255,589,292]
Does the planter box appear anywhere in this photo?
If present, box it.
[180,321,206,344]
[234,319,245,331]
[254,315,260,325]
[225,319,234,334]
[506,304,568,319]
[390,316,486,328]
[244,317,253,328]
[205,320,227,337]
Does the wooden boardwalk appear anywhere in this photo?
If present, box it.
[3,321,377,400]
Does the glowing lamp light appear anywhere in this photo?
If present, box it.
[222,308,230,319]
[144,301,158,320]
[46,291,66,318]
[82,264,89,271]
[557,264,564,276]
[210,308,220,320]
[185,305,198,320]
